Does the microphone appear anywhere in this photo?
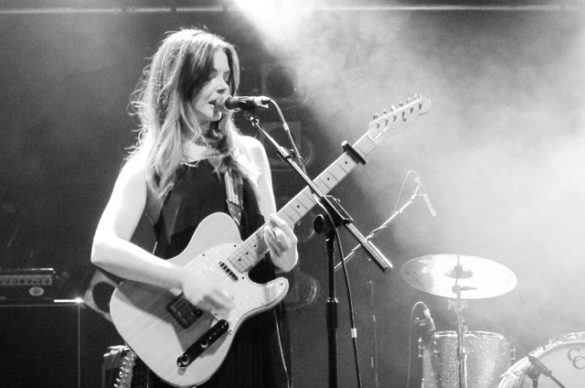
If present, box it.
[416,303,436,340]
[413,173,438,217]
[215,95,271,112]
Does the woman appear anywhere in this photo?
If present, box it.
[91,28,298,388]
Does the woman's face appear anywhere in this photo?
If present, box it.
[192,49,231,129]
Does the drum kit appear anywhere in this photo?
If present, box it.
[400,254,584,388]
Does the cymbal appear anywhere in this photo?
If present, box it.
[400,254,517,299]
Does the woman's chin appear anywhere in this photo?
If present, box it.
[212,111,223,122]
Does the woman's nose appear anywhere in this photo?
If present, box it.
[216,78,229,94]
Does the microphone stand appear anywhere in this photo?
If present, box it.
[527,355,567,388]
[314,211,341,388]
[244,109,393,388]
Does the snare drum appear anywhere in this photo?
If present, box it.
[421,331,514,388]
[498,332,585,388]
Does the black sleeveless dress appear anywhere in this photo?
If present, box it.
[146,160,289,388]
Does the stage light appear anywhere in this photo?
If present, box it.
[230,0,309,45]
[231,0,282,24]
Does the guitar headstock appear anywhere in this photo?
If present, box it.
[368,95,431,136]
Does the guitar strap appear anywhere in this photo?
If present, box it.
[144,168,243,229]
[224,168,244,228]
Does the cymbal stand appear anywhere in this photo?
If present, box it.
[450,257,468,388]
[450,291,468,388]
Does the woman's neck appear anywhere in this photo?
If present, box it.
[183,141,210,162]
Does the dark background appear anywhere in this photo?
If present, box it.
[1,2,585,387]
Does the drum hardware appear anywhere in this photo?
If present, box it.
[401,254,518,388]
[497,332,580,388]
[480,313,569,388]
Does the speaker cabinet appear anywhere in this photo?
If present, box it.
[0,301,81,388]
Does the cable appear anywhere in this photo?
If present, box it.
[366,169,416,238]
[391,170,417,216]
[335,225,364,388]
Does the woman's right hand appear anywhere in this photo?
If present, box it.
[179,271,234,315]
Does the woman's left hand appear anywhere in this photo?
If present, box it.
[263,213,298,272]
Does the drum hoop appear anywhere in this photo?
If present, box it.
[433,330,507,340]
[548,331,585,345]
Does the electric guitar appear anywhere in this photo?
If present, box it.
[109,95,431,387]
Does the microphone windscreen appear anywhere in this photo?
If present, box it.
[215,95,233,113]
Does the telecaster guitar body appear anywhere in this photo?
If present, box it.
[109,95,431,387]
[110,212,289,387]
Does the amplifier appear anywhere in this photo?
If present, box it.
[0,268,56,302]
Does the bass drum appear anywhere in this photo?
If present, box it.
[421,331,514,388]
[498,332,585,387]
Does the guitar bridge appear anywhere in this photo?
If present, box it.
[177,320,230,368]
[167,293,204,329]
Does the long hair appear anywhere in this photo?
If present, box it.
[129,28,256,198]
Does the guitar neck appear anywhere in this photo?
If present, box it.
[229,97,430,272]
[228,151,359,273]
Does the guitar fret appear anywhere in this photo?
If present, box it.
[327,163,347,181]
[281,205,301,220]
[299,190,317,210]
[278,209,296,226]
[295,190,314,212]
[321,173,336,188]
[230,232,270,273]
[314,179,330,192]
[228,253,245,272]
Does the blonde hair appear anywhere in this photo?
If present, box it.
[129,28,256,198]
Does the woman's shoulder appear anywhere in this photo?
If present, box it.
[236,133,265,152]
[117,151,148,186]
[234,133,268,164]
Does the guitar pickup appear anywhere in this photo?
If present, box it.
[219,261,238,281]
[177,320,230,368]
[167,293,204,329]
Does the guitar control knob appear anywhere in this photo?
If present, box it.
[177,354,191,368]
